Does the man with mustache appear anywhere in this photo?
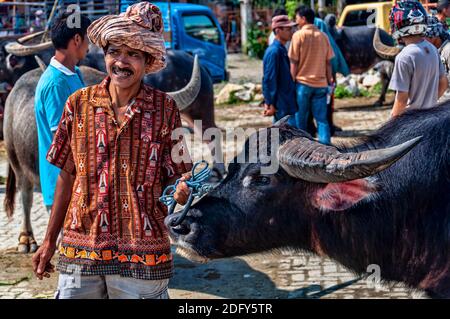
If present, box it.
[32,2,192,299]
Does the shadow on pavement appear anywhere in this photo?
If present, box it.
[170,253,359,299]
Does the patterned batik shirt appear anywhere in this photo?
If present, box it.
[47,77,192,280]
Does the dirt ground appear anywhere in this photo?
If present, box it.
[0,54,424,299]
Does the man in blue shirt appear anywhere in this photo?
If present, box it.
[262,15,297,121]
[35,12,91,211]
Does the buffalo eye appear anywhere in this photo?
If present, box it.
[242,175,271,187]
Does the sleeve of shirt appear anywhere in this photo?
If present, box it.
[388,58,412,93]
[288,32,301,64]
[46,97,76,175]
[262,49,278,106]
[161,98,193,182]
[44,84,72,132]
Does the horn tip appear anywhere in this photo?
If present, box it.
[402,135,423,149]
[273,115,292,127]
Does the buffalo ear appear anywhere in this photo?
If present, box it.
[311,179,377,212]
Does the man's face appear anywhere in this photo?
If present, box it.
[425,36,443,48]
[444,6,450,17]
[295,15,307,28]
[79,35,89,60]
[71,34,89,61]
[105,44,147,90]
[277,26,294,42]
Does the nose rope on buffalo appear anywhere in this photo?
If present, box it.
[159,160,213,227]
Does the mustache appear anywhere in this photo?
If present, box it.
[111,65,134,74]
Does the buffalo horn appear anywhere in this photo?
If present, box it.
[277,136,422,183]
[373,28,401,60]
[34,55,47,72]
[5,40,52,56]
[166,54,201,111]
[17,31,46,44]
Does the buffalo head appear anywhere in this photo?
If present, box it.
[165,121,421,262]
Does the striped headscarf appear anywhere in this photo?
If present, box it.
[87,2,166,74]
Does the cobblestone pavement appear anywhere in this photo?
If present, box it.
[0,56,427,298]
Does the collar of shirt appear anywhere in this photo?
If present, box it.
[91,76,157,117]
[272,39,287,52]
[50,56,76,76]
[301,24,318,31]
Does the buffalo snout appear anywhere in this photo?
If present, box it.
[165,213,193,238]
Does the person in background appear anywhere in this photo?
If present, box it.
[262,15,297,121]
[388,0,448,117]
[30,9,45,33]
[289,6,334,145]
[317,8,327,20]
[299,5,349,135]
[436,0,450,31]
[268,8,290,49]
[34,12,91,214]
[425,15,450,102]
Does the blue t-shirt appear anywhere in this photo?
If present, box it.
[34,61,85,206]
[314,17,350,77]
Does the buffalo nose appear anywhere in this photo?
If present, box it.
[165,214,191,236]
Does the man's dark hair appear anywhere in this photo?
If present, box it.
[437,0,450,13]
[272,7,287,19]
[50,11,91,50]
[295,5,315,24]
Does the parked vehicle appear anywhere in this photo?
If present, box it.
[121,1,228,83]
[337,0,438,34]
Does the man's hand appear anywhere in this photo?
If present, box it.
[31,170,74,280]
[173,172,192,205]
[32,240,56,280]
[263,104,276,116]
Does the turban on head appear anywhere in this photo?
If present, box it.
[87,2,166,74]
[426,15,450,42]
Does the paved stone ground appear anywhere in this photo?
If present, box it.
[0,54,427,299]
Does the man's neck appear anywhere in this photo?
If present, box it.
[108,81,141,109]
[275,35,287,46]
[53,50,77,72]
[402,35,424,46]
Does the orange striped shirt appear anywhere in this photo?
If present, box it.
[288,24,334,88]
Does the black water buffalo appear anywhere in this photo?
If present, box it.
[336,27,395,106]
[166,106,450,298]
[326,15,396,105]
